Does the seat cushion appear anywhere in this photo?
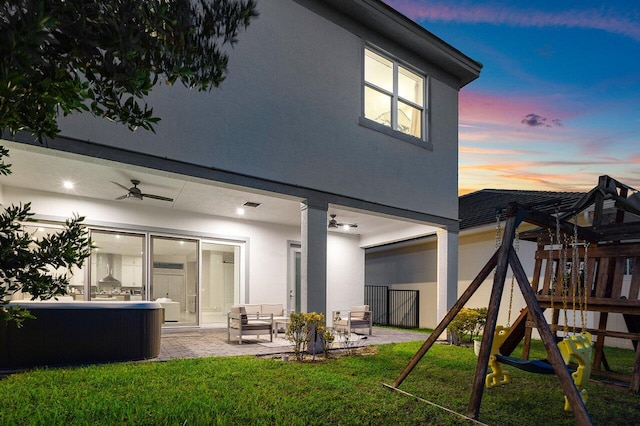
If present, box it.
[261,304,284,315]
[351,305,369,319]
[243,304,262,314]
[230,305,248,325]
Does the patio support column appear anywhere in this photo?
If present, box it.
[436,228,458,326]
[300,199,328,315]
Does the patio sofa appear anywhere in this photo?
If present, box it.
[227,304,290,343]
[332,305,373,335]
[237,303,288,321]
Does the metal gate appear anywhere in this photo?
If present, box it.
[364,285,419,328]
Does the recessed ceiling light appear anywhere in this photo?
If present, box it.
[237,207,245,215]
[63,180,74,189]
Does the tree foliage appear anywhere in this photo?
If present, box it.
[1,147,92,325]
[0,204,92,326]
[0,0,258,141]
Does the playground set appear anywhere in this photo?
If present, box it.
[386,176,640,425]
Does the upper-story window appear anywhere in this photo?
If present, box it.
[363,47,426,143]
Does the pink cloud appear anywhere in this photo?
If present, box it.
[385,1,640,42]
[459,90,571,128]
[460,146,544,156]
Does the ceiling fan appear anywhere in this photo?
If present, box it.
[328,214,358,229]
[112,179,174,202]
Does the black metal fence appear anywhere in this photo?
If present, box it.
[364,285,419,328]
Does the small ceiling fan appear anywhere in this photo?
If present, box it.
[328,214,358,229]
[112,179,174,202]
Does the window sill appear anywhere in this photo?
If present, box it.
[358,117,433,151]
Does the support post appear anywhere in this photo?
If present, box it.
[437,229,459,325]
[632,342,640,393]
[300,199,327,315]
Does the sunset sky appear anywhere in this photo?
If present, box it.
[385,0,640,195]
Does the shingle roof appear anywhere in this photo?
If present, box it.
[459,189,585,230]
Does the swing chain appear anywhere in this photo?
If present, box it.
[506,229,519,327]
[548,227,555,313]
[571,213,579,335]
[581,241,590,332]
[561,232,569,335]
[495,209,502,250]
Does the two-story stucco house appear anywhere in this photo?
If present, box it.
[0,0,481,329]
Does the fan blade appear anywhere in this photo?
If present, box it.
[115,194,129,200]
[111,181,132,191]
[141,193,174,202]
[337,222,358,228]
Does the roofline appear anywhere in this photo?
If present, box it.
[316,0,483,87]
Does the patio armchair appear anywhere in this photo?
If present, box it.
[332,305,373,335]
[227,305,274,344]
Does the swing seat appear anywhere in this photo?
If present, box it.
[485,326,578,389]
[494,354,575,375]
[486,326,511,388]
[557,332,593,411]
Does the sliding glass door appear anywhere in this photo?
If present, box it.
[150,236,198,325]
[200,241,241,326]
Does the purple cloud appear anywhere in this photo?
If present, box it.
[521,113,562,128]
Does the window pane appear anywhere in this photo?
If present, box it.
[365,49,393,92]
[398,101,422,138]
[364,86,392,127]
[91,231,145,302]
[398,66,423,106]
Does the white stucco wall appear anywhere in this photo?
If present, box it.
[55,0,461,221]
[327,233,365,316]
[3,186,364,317]
[366,241,437,328]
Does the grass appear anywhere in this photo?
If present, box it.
[0,340,637,425]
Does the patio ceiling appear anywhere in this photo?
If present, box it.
[0,140,435,241]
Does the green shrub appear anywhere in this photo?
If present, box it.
[447,307,487,345]
[285,312,333,360]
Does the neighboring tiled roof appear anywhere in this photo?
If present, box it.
[459,189,585,230]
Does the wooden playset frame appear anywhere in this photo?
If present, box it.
[388,176,640,425]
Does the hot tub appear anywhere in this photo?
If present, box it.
[0,301,163,369]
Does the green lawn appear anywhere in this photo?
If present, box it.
[0,340,637,425]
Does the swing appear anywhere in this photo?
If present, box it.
[485,212,594,411]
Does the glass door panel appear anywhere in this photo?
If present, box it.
[288,245,301,313]
[201,242,240,326]
[151,236,198,325]
[89,231,145,302]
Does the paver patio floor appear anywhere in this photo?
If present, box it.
[158,326,429,361]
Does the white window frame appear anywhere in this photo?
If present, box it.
[360,45,431,150]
